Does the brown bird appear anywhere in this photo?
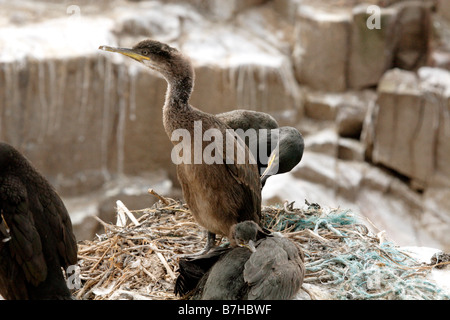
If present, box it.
[216,109,278,133]
[99,40,261,254]
[175,220,305,300]
[0,142,78,299]
[217,110,304,187]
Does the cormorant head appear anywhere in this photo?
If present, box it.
[99,39,193,82]
[230,221,262,253]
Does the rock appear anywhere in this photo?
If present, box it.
[356,165,443,248]
[336,106,365,139]
[293,1,432,91]
[304,129,339,157]
[182,24,302,117]
[304,89,375,139]
[291,151,340,189]
[371,67,450,189]
[336,90,377,139]
[371,69,426,185]
[273,0,306,23]
[392,1,432,70]
[438,0,450,21]
[167,0,269,21]
[304,91,341,120]
[428,50,450,71]
[338,138,365,161]
[422,188,450,251]
[417,67,450,188]
[348,4,397,89]
[290,151,368,201]
[293,5,351,92]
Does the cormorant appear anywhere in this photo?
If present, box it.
[216,109,278,132]
[259,126,304,186]
[0,142,78,299]
[175,220,305,300]
[216,110,304,187]
[99,40,261,254]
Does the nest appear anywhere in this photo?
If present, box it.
[73,190,450,300]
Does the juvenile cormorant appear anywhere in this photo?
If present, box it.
[216,109,278,133]
[259,126,304,186]
[216,110,304,187]
[175,220,305,300]
[0,142,78,299]
[99,40,261,254]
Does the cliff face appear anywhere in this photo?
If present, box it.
[0,0,449,250]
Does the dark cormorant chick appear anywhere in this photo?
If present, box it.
[99,40,261,255]
[175,220,305,300]
[0,142,78,300]
[216,110,304,187]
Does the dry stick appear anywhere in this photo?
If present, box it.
[116,200,141,227]
[156,252,176,280]
[148,188,170,205]
[89,236,118,272]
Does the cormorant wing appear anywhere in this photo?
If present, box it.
[243,237,304,300]
[0,175,47,286]
[174,246,231,297]
[219,122,262,219]
[35,182,78,268]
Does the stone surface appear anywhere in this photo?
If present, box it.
[293,1,432,91]
[338,138,365,161]
[422,188,450,250]
[304,129,339,157]
[348,4,397,89]
[293,5,351,92]
[438,0,450,21]
[336,90,377,138]
[165,0,269,21]
[392,1,432,70]
[371,67,450,189]
[304,91,341,120]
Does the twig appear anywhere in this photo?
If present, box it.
[156,252,176,280]
[148,188,170,205]
[116,200,141,227]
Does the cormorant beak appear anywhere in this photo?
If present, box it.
[99,45,150,62]
[238,240,256,253]
[260,152,277,186]
[246,240,257,253]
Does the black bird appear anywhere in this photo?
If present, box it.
[0,142,78,300]
[175,220,305,300]
[99,40,261,255]
[217,110,304,187]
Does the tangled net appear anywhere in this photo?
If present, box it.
[73,191,449,300]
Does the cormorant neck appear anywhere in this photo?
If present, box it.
[163,54,195,109]
[161,53,195,136]
[165,75,194,108]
